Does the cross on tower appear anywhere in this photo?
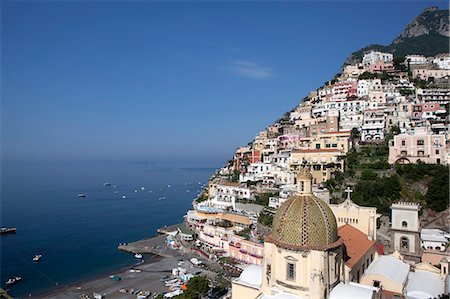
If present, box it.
[344,187,353,200]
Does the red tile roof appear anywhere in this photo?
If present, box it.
[338,224,376,268]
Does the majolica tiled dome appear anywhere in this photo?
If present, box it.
[267,194,341,251]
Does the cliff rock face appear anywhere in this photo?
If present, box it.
[393,6,449,43]
[344,6,449,66]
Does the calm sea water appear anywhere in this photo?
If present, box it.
[1,160,216,298]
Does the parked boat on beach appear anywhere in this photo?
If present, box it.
[1,227,16,235]
[33,254,42,262]
[5,276,22,286]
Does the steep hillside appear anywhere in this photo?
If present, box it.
[345,6,449,65]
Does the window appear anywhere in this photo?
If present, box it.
[401,140,406,146]
[417,139,424,146]
[373,280,381,288]
[287,262,295,281]
[301,181,304,192]
[402,221,408,228]
[400,237,409,250]
[436,150,440,155]
[418,150,424,157]
[316,144,321,149]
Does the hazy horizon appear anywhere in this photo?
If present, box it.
[2,1,448,163]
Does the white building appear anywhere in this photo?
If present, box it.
[210,182,252,210]
[361,109,385,141]
[390,202,421,262]
[405,55,427,65]
[362,51,393,66]
[421,228,450,252]
[433,54,450,70]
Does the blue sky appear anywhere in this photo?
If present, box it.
[2,1,448,165]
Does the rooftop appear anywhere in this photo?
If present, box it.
[338,224,376,268]
[363,255,409,285]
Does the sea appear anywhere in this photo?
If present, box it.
[1,160,217,298]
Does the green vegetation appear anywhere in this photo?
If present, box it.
[258,212,274,227]
[254,192,278,207]
[395,163,449,212]
[195,193,209,203]
[180,275,210,299]
[230,170,241,182]
[338,144,450,215]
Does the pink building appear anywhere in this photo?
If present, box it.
[228,236,264,265]
[388,127,447,164]
[369,61,394,73]
[332,81,358,101]
[411,102,447,119]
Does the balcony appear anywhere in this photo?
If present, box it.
[229,242,241,248]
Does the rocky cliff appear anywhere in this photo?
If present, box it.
[345,6,449,65]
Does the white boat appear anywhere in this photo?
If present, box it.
[122,195,127,199]
[6,276,22,285]
[78,193,86,198]
[114,191,118,194]
[103,182,111,186]
[167,184,171,188]
[134,253,143,259]
[134,189,138,193]
[140,186,145,191]
[33,254,42,262]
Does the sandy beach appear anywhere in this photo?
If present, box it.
[36,255,178,299]
[34,232,221,299]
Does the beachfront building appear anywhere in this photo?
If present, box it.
[228,235,264,265]
[289,148,344,183]
[210,182,252,210]
[231,169,380,299]
[388,127,447,164]
[361,109,385,141]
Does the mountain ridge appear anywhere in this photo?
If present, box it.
[345,6,449,65]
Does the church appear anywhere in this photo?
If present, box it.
[231,168,380,299]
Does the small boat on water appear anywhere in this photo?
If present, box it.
[134,253,143,259]
[78,193,86,198]
[122,195,127,199]
[6,276,22,286]
[114,191,118,194]
[1,227,17,235]
[103,182,112,186]
[140,186,145,191]
[33,254,42,262]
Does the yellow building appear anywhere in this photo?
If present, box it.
[289,149,345,183]
[312,131,352,154]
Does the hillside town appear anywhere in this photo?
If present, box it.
[179,51,450,299]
